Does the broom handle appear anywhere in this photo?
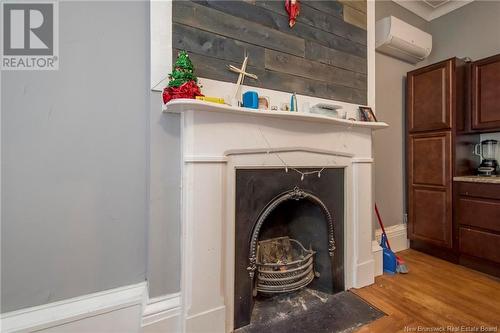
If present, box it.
[375,204,392,250]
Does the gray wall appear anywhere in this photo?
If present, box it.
[425,0,500,64]
[147,93,181,297]
[373,0,430,227]
[1,1,149,312]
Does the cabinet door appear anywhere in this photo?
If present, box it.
[408,132,452,248]
[471,54,500,130]
[407,59,453,133]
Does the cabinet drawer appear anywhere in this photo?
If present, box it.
[458,182,500,200]
[459,227,500,264]
[457,198,500,233]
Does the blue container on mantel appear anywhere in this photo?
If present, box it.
[242,91,259,109]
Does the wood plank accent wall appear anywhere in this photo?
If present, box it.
[339,0,367,30]
[172,0,367,105]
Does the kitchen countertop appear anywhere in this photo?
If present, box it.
[453,176,500,184]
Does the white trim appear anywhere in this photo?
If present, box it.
[367,0,376,109]
[164,99,389,130]
[0,283,185,333]
[184,155,229,163]
[352,157,374,164]
[375,223,409,253]
[185,306,225,333]
[225,147,355,158]
[392,0,474,21]
[142,292,182,327]
[185,148,358,164]
[185,305,225,321]
[0,282,147,333]
[150,0,172,91]
[372,240,383,277]
[354,259,375,288]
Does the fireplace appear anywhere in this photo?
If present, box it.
[234,168,344,329]
[163,100,387,332]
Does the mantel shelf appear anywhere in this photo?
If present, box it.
[163,99,389,130]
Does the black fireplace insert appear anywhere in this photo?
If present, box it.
[234,168,345,329]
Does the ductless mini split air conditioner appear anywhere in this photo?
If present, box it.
[376,16,432,64]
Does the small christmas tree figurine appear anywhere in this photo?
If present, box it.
[168,51,197,87]
[163,51,203,104]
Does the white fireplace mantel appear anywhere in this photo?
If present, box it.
[164,99,389,130]
[163,100,388,333]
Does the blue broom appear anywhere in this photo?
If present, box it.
[375,204,409,274]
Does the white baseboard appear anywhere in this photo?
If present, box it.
[354,259,375,288]
[375,223,409,253]
[37,304,143,333]
[372,240,383,277]
[0,282,147,333]
[0,281,184,333]
[141,292,181,331]
[186,306,226,333]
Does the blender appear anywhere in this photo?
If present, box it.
[474,139,499,176]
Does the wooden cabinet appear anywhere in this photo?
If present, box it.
[406,54,500,276]
[456,182,500,276]
[407,60,453,133]
[472,54,500,131]
[406,58,464,255]
[408,132,453,248]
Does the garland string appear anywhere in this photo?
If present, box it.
[255,114,356,181]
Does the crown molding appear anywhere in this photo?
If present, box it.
[392,0,474,21]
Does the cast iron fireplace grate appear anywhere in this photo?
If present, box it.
[255,237,316,295]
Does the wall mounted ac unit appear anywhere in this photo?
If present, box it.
[376,16,432,64]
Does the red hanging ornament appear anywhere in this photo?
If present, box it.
[285,0,300,28]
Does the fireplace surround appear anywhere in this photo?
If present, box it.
[164,99,388,332]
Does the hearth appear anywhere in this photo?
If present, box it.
[234,289,384,333]
[234,168,344,330]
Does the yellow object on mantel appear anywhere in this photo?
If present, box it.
[195,96,225,104]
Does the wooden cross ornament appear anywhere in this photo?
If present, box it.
[227,54,258,105]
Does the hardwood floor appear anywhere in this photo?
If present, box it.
[352,249,500,332]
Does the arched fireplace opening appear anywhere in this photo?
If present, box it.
[247,187,336,296]
[234,168,344,330]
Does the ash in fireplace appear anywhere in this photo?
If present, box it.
[234,289,384,333]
